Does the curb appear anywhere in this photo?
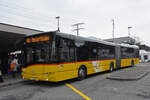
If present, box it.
[106,70,150,81]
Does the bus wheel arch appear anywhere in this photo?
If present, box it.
[78,65,87,81]
[109,62,114,72]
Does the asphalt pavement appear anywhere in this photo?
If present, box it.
[107,63,150,80]
[0,63,150,100]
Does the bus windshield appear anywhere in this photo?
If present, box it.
[26,43,50,65]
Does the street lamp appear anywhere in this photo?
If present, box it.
[112,19,115,42]
[128,27,132,37]
[56,16,60,32]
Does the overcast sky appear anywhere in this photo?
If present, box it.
[0,0,150,45]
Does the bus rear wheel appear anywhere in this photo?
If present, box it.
[78,67,86,81]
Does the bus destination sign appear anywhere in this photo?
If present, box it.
[26,35,50,43]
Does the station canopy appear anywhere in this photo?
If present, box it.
[0,23,43,53]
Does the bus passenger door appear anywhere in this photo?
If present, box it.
[25,46,45,76]
[57,39,77,80]
[34,44,49,75]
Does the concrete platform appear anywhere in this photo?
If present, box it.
[107,63,150,81]
[0,73,25,87]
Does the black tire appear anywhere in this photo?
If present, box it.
[131,60,134,67]
[78,67,86,81]
[109,63,114,72]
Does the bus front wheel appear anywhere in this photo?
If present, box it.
[78,67,86,81]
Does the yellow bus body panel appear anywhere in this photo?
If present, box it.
[22,59,116,82]
[121,58,139,68]
[22,58,139,82]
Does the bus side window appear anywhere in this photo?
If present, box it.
[121,47,127,59]
[89,47,97,60]
[58,39,63,48]
[136,49,139,58]
[57,38,70,62]
[109,46,115,59]
[69,40,75,62]
[127,48,134,58]
[76,42,89,61]
[97,48,101,60]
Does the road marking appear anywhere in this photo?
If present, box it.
[65,83,92,100]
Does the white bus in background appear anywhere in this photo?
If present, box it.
[140,50,150,62]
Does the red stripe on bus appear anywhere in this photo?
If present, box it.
[23,59,115,69]
[23,57,138,69]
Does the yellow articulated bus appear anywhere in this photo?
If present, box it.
[22,31,139,82]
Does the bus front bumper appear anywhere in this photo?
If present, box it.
[22,72,57,82]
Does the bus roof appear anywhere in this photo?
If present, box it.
[26,31,139,49]
[56,32,116,46]
[56,32,139,49]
